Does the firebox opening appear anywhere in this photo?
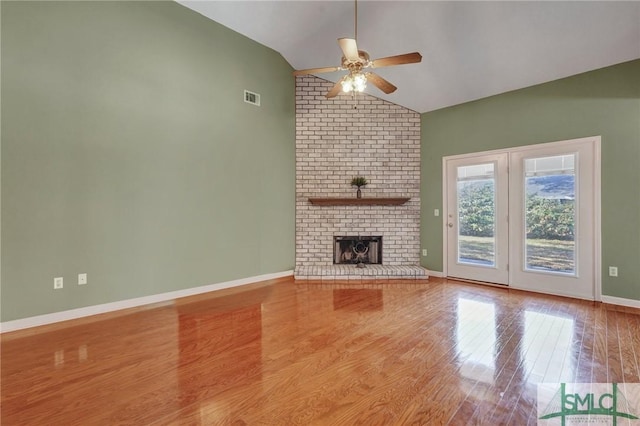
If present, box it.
[334,236,382,265]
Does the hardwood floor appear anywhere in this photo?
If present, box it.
[2,277,639,425]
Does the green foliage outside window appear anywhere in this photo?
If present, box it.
[458,180,574,240]
[458,181,495,237]
[525,196,574,240]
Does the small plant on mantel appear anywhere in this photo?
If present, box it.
[351,176,368,199]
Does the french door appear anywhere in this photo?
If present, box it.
[446,153,509,284]
[444,137,600,300]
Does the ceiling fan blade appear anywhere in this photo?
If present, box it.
[326,79,344,98]
[370,52,422,68]
[292,66,342,76]
[366,72,397,94]
[338,38,360,62]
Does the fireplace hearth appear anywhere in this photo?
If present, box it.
[334,236,382,265]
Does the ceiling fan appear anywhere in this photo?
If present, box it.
[292,0,422,99]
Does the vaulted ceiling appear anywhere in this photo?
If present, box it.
[180,1,640,113]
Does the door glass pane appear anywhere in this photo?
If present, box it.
[457,163,496,267]
[524,155,576,274]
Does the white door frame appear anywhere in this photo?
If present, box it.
[441,136,602,301]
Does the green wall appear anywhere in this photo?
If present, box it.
[1,1,295,322]
[421,59,640,301]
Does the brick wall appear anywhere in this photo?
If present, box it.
[295,75,421,268]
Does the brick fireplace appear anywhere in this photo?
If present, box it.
[294,75,427,280]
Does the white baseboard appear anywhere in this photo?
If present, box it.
[427,270,444,278]
[0,270,293,333]
[601,295,640,309]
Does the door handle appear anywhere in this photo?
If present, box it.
[448,223,454,228]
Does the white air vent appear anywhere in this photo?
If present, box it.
[244,90,260,106]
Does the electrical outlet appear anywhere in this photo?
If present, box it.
[422,249,428,256]
[609,266,618,277]
[78,273,87,285]
[54,277,63,289]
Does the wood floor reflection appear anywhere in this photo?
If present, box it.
[2,277,639,425]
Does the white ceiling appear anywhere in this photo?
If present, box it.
[179,1,640,113]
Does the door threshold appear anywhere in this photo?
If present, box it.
[446,276,509,289]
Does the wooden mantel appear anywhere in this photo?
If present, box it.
[308,197,411,206]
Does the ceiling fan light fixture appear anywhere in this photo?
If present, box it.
[341,72,367,94]
[341,77,354,93]
[353,73,367,92]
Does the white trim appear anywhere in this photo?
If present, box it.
[441,156,449,278]
[427,270,445,278]
[510,284,596,302]
[601,295,640,310]
[0,270,293,333]
[593,138,602,302]
[442,136,600,161]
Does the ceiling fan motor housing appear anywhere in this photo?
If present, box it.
[341,50,371,72]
